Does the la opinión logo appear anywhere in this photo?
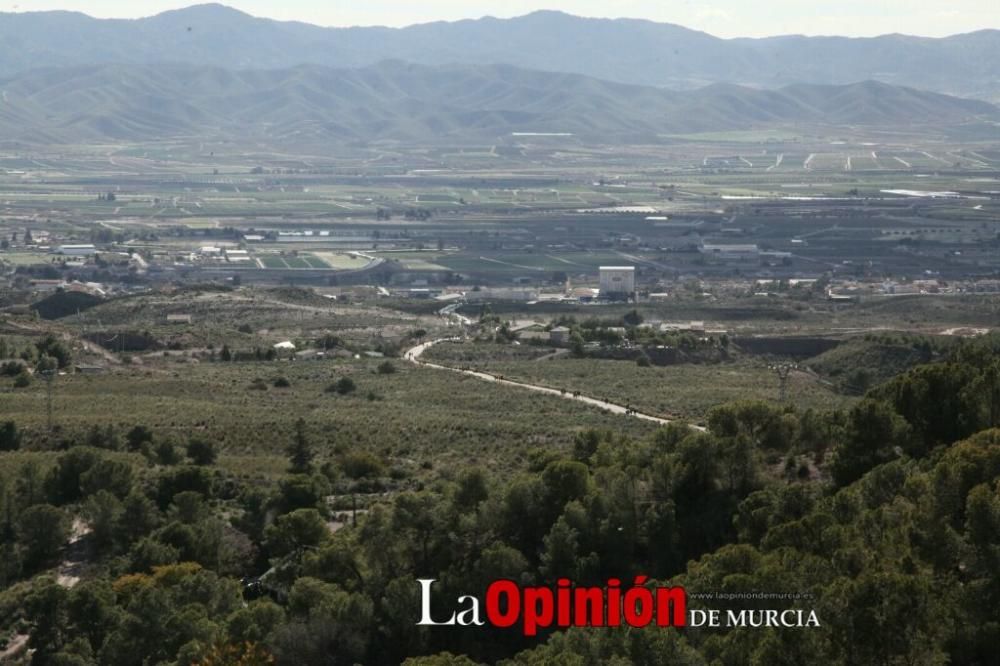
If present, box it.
[417,576,686,636]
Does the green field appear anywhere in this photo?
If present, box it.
[0,251,53,266]
[313,252,372,269]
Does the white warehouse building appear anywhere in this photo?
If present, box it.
[51,244,97,256]
[599,266,636,297]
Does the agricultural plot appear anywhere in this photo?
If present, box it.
[953,150,999,168]
[847,152,887,171]
[701,154,774,170]
[435,251,630,275]
[805,152,850,171]
[379,252,452,271]
[661,129,808,143]
[765,151,812,172]
[0,251,54,266]
[312,252,373,270]
[415,194,462,204]
[257,254,330,269]
[890,150,954,169]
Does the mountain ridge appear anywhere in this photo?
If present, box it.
[0,5,997,100]
[0,61,994,145]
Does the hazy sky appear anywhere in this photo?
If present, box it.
[5,1,999,38]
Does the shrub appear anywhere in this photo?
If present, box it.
[126,425,154,452]
[273,377,291,388]
[0,422,21,451]
[340,451,385,479]
[12,371,31,388]
[327,377,356,395]
[153,440,182,466]
[0,361,22,377]
[376,361,397,375]
[186,439,218,466]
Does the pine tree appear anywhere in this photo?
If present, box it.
[287,418,314,474]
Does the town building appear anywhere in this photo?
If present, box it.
[549,326,571,344]
[599,266,636,297]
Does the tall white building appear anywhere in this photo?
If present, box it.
[599,266,635,297]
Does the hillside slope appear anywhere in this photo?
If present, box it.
[0,61,995,144]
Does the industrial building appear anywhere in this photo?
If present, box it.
[51,244,97,256]
[225,249,252,263]
[699,243,760,260]
[599,266,636,298]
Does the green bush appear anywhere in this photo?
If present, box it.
[186,439,218,466]
[327,377,356,395]
[340,451,385,479]
[0,422,21,451]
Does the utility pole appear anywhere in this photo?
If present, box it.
[41,367,55,432]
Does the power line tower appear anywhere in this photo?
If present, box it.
[769,363,796,403]
[40,367,56,432]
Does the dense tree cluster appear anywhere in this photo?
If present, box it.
[546,314,728,356]
[0,339,997,664]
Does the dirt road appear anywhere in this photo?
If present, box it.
[405,339,702,430]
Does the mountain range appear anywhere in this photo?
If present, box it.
[0,61,995,145]
[0,4,997,100]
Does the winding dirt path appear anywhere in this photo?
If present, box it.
[405,339,701,429]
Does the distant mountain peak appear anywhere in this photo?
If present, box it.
[157,3,250,16]
[148,3,255,22]
[0,6,995,101]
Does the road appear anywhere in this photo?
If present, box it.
[57,519,91,589]
[0,520,92,661]
[0,633,28,661]
[405,339,701,429]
